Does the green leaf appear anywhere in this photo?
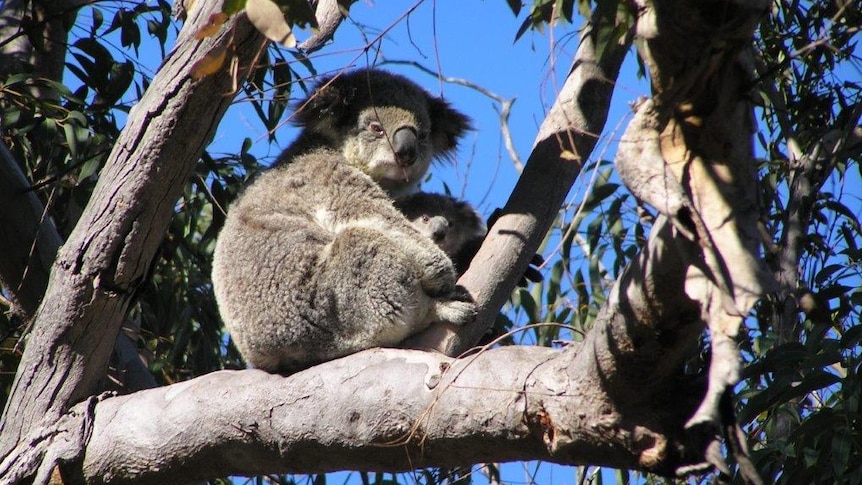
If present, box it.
[815,264,843,285]
[841,324,862,349]
[785,371,842,402]
[90,7,103,34]
[223,0,246,15]
[63,122,79,162]
[505,0,522,16]
[78,157,101,181]
[517,287,539,324]
[270,0,318,28]
[573,269,589,329]
[546,260,563,308]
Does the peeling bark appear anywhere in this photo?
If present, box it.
[615,1,776,478]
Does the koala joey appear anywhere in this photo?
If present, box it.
[212,69,474,374]
[394,192,487,276]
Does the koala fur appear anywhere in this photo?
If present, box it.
[394,192,487,276]
[212,69,474,373]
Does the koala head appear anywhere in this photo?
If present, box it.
[394,192,487,259]
[290,69,472,195]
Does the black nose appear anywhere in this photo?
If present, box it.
[428,216,449,242]
[391,127,418,166]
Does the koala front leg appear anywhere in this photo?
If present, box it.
[430,295,476,326]
[389,232,477,325]
[388,232,461,296]
[318,226,472,346]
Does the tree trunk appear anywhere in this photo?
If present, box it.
[0,141,62,319]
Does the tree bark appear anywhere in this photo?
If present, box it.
[0,1,267,458]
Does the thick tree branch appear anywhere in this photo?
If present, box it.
[0,3,267,457]
[2,332,713,484]
[408,16,631,355]
[612,3,775,479]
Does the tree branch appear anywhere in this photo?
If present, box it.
[407,16,631,355]
[2,333,714,484]
[298,0,348,52]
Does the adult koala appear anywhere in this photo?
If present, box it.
[212,69,474,373]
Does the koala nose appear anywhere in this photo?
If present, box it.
[428,216,449,243]
[391,127,418,166]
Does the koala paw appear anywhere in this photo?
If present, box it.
[433,298,477,326]
[420,260,458,296]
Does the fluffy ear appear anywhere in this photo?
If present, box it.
[455,199,488,237]
[291,74,356,130]
[426,96,472,161]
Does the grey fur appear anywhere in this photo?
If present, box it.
[212,69,474,373]
[394,192,487,276]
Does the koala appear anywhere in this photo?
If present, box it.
[212,69,474,373]
[394,192,487,276]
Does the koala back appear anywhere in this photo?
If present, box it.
[276,69,472,197]
[212,152,476,373]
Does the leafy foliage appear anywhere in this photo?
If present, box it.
[736,1,862,483]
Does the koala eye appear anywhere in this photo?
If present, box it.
[368,121,385,137]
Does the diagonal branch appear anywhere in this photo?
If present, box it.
[407,16,632,355]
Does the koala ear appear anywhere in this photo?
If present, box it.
[426,96,472,161]
[292,74,356,130]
